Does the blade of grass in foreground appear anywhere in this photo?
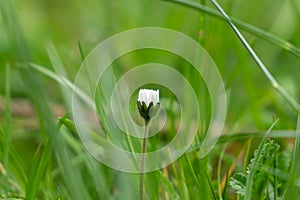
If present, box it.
[209,0,300,112]
[282,112,300,199]
[205,171,217,200]
[25,138,52,200]
[163,0,300,57]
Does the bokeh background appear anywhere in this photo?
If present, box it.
[0,0,299,199]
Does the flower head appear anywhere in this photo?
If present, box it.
[137,89,160,121]
[138,89,159,107]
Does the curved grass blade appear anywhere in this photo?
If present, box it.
[209,0,300,112]
[29,63,94,108]
[163,0,300,57]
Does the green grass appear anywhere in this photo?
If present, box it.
[0,0,300,199]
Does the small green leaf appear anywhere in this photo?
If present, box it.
[229,173,246,195]
[230,139,280,199]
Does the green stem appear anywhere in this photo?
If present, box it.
[139,119,150,200]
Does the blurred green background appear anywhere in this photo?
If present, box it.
[0,0,299,199]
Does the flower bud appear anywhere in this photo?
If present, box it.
[137,89,160,121]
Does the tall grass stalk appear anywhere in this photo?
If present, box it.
[163,0,300,57]
[209,0,300,113]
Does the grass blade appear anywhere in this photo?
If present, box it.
[282,112,300,199]
[25,138,52,200]
[163,0,300,57]
[29,63,94,108]
[205,171,217,200]
[208,0,300,112]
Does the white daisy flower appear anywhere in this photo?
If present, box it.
[137,89,160,120]
[138,89,159,107]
